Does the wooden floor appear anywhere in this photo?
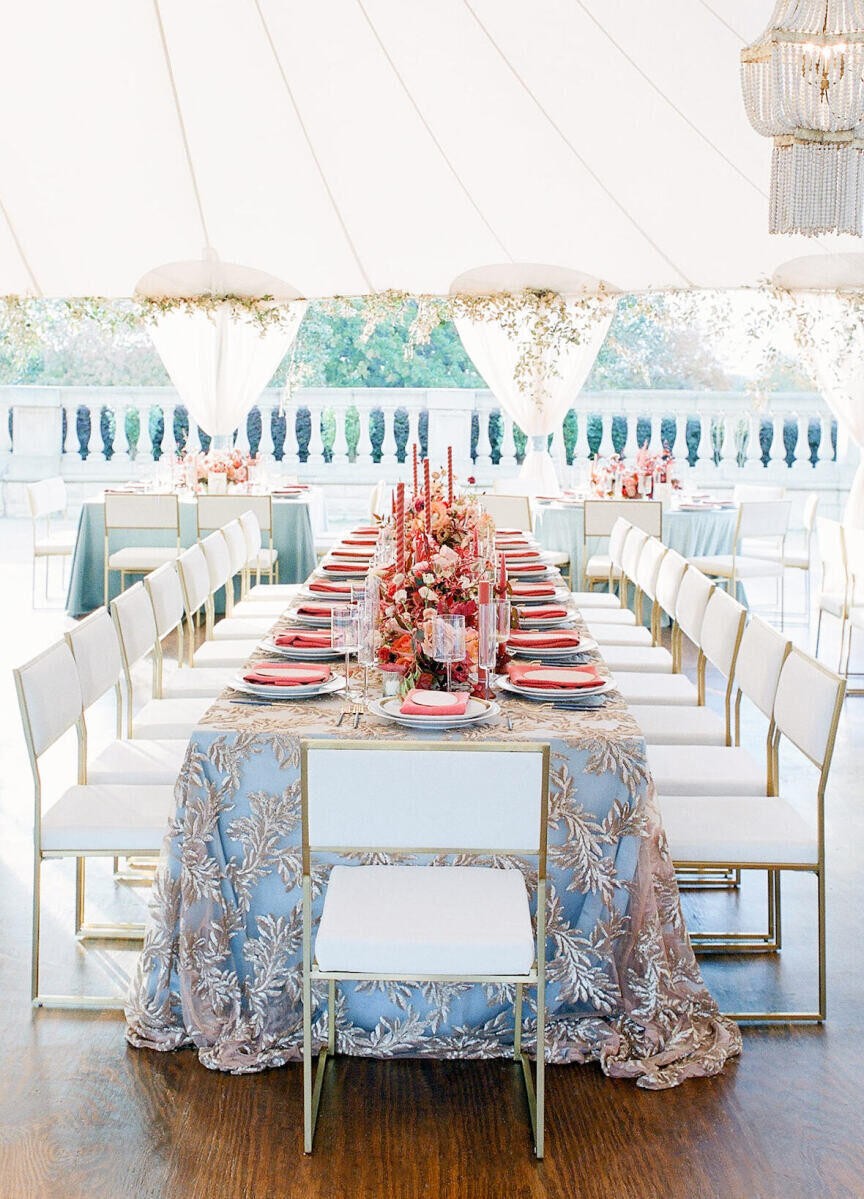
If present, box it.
[2,527,863,1199]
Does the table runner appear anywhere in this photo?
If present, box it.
[126,591,741,1089]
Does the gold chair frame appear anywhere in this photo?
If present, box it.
[103,491,181,604]
[301,739,550,1158]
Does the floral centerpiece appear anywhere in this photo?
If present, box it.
[178,448,258,490]
[374,470,504,694]
[590,445,679,498]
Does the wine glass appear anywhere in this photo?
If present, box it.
[357,575,380,702]
[429,613,466,693]
[478,599,511,698]
[330,606,359,701]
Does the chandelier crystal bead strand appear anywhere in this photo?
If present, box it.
[741,0,864,235]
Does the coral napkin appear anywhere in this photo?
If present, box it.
[309,580,353,595]
[331,549,375,560]
[296,604,333,618]
[274,630,333,648]
[323,562,367,573]
[506,663,602,690]
[399,689,471,717]
[352,526,380,535]
[516,604,568,620]
[502,549,541,560]
[510,581,557,598]
[243,663,330,686]
[507,562,546,573]
[507,630,581,649]
[343,537,378,546]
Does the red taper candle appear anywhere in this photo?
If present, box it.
[423,457,432,534]
[412,442,419,495]
[447,445,453,505]
[395,482,405,572]
[497,551,507,597]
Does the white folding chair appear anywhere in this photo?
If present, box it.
[223,518,289,617]
[103,492,181,604]
[199,531,274,641]
[13,640,174,1008]
[484,493,570,581]
[841,523,864,685]
[662,649,845,1020]
[614,551,699,706]
[690,499,791,624]
[569,514,631,610]
[301,740,550,1157]
[814,517,849,673]
[599,543,676,674]
[144,563,234,698]
[176,544,259,670]
[111,581,212,739]
[26,476,75,603]
[238,505,279,594]
[630,585,746,747]
[583,500,662,592]
[585,528,655,647]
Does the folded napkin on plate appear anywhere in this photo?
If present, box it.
[399,689,471,717]
[274,630,333,648]
[296,604,333,617]
[507,561,546,573]
[494,527,523,535]
[510,581,557,598]
[309,580,353,594]
[517,604,568,620]
[502,549,540,559]
[343,537,378,546]
[508,629,581,649]
[506,662,602,690]
[243,663,330,686]
[323,561,367,573]
[332,548,375,559]
[496,539,530,548]
[351,526,379,535]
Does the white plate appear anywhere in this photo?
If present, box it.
[516,613,579,629]
[229,675,346,700]
[259,637,354,661]
[507,635,597,658]
[507,568,556,580]
[320,567,372,580]
[369,695,499,728]
[299,588,355,604]
[509,586,571,606]
[291,611,334,627]
[499,676,614,701]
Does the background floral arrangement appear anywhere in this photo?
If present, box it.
[179,447,257,485]
[590,444,678,498]
[374,471,500,693]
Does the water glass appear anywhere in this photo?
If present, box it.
[330,606,359,700]
[428,613,466,693]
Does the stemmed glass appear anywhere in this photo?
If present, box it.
[356,574,380,703]
[428,613,466,693]
[478,599,511,698]
[330,606,359,701]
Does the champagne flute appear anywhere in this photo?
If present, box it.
[330,606,359,701]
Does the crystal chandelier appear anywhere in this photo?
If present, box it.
[741,1,864,236]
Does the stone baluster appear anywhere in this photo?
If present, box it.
[793,412,811,475]
[407,404,422,468]
[745,411,763,468]
[331,402,350,466]
[305,399,325,467]
[113,402,130,468]
[380,404,398,466]
[499,411,517,468]
[722,413,738,466]
[675,412,689,466]
[696,411,713,466]
[474,404,492,467]
[257,403,275,462]
[623,405,641,460]
[650,412,663,455]
[281,400,300,469]
[598,411,616,458]
[355,404,374,467]
[234,416,250,455]
[771,413,786,469]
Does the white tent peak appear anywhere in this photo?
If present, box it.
[448,263,619,297]
[772,253,864,292]
[135,257,302,301]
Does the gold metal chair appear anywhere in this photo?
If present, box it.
[301,739,550,1157]
[26,476,75,604]
[103,491,181,604]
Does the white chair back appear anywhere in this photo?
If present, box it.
[733,484,786,503]
[482,494,533,534]
[699,587,746,678]
[584,499,661,539]
[802,492,820,535]
[303,742,548,856]
[239,511,263,563]
[655,549,688,620]
[177,543,212,616]
[675,568,714,645]
[111,580,158,669]
[65,608,123,708]
[635,538,667,602]
[772,650,845,769]
[145,563,185,639]
[621,527,649,581]
[223,519,248,576]
[104,492,179,531]
[14,641,83,759]
[735,616,791,718]
[26,477,66,520]
[201,531,232,593]
[608,518,633,572]
[816,518,847,596]
[197,494,273,534]
[736,499,791,543]
[844,524,864,606]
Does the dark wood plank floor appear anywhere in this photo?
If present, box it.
[2,544,863,1199]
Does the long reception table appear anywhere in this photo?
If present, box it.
[126,566,741,1089]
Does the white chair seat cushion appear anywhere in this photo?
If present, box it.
[615,672,699,705]
[132,697,211,740]
[689,554,784,580]
[661,795,817,866]
[245,583,302,601]
[42,783,174,853]
[601,646,673,673]
[818,592,846,619]
[585,554,621,580]
[628,704,727,746]
[569,590,620,608]
[580,606,636,624]
[250,548,278,569]
[107,546,180,571]
[192,640,255,669]
[649,746,765,796]
[34,531,76,554]
[586,623,654,647]
[87,738,188,784]
[232,599,287,618]
[211,616,273,641]
[315,865,535,977]
[782,551,810,569]
[162,666,235,698]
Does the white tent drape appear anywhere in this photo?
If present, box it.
[454,303,613,494]
[793,293,864,527]
[148,301,306,440]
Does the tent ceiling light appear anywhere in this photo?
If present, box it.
[741,1,864,237]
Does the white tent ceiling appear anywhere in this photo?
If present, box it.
[0,0,861,299]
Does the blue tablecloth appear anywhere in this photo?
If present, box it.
[65,495,316,617]
[125,613,740,1087]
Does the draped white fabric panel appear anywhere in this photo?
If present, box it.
[148,302,306,438]
[454,306,612,492]
[0,0,859,298]
[794,294,864,527]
